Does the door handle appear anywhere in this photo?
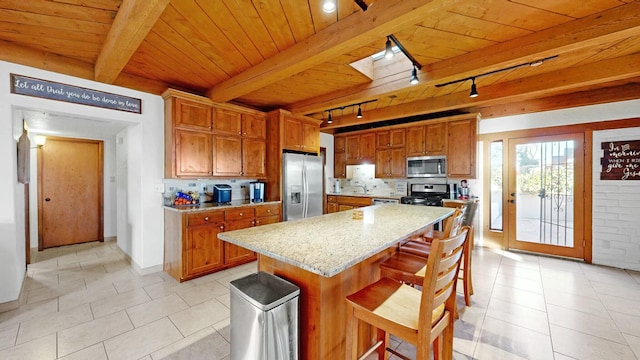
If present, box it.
[509,199,515,204]
[510,193,515,197]
[45,197,51,202]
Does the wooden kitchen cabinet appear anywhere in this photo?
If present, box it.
[283,115,320,153]
[164,203,282,282]
[164,89,267,179]
[173,97,213,131]
[326,195,372,213]
[265,109,322,203]
[224,207,256,265]
[447,117,477,178]
[212,135,266,177]
[164,209,225,281]
[334,134,347,178]
[376,129,405,148]
[375,147,406,178]
[406,122,446,156]
[346,132,376,164]
[174,129,213,177]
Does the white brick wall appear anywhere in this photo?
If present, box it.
[592,127,640,271]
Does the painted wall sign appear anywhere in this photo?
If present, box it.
[600,140,640,180]
[10,74,142,114]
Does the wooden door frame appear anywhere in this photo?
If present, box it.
[37,136,104,250]
[480,117,640,264]
[506,133,585,259]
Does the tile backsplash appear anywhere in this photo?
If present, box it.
[162,179,258,205]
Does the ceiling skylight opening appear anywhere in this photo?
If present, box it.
[371,46,400,61]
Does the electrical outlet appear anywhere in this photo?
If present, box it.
[153,183,165,193]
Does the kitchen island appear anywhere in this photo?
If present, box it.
[218,203,454,359]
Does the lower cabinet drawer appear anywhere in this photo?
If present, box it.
[186,211,224,226]
[255,203,280,217]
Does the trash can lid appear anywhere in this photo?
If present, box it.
[230,272,300,311]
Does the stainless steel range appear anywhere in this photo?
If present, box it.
[400,182,454,207]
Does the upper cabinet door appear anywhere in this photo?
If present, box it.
[406,126,426,156]
[242,113,267,139]
[212,108,242,135]
[283,116,303,150]
[425,123,446,155]
[174,98,212,131]
[174,129,213,177]
[447,118,477,178]
[212,135,242,176]
[301,121,319,152]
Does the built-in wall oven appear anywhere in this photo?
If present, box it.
[406,155,446,178]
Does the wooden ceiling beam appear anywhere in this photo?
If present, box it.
[0,39,95,79]
[324,52,640,129]
[0,39,170,96]
[291,1,640,115]
[94,0,170,84]
[205,0,456,103]
[474,81,640,119]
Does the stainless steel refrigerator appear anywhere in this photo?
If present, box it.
[282,153,323,221]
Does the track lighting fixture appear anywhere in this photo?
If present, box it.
[324,99,377,124]
[469,78,478,98]
[322,0,336,13]
[384,34,423,85]
[410,66,419,85]
[435,55,559,97]
[384,36,394,59]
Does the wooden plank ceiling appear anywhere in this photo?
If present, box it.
[1,0,639,133]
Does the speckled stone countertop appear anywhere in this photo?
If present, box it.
[218,204,453,277]
[164,200,281,213]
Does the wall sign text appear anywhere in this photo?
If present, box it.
[601,140,640,180]
[10,74,142,114]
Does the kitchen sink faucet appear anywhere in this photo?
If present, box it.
[354,184,368,194]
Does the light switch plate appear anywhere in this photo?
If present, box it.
[153,183,165,193]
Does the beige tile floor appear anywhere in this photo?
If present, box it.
[1,239,640,359]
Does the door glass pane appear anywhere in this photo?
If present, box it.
[515,141,574,246]
[490,141,503,230]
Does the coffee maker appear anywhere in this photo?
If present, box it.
[249,182,265,203]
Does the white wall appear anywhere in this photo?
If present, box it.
[480,99,640,270]
[592,128,640,271]
[0,60,165,303]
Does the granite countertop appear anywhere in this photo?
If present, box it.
[218,204,453,277]
[164,200,281,213]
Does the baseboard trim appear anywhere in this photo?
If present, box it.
[0,272,27,313]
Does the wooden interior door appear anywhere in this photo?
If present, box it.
[38,137,103,249]
[507,133,584,259]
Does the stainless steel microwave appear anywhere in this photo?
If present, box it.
[406,155,446,178]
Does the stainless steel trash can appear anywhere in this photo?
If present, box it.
[230,271,300,360]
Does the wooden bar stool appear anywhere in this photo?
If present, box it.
[398,204,475,307]
[345,228,468,360]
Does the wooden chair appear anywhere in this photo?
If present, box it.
[399,204,475,307]
[399,208,464,258]
[345,228,468,360]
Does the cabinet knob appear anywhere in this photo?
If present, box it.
[220,225,224,230]
[239,212,243,216]
[267,209,271,213]
[204,216,209,221]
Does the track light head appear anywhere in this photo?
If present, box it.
[322,0,336,13]
[327,111,333,124]
[356,105,363,118]
[384,36,394,59]
[410,66,419,85]
[469,78,479,98]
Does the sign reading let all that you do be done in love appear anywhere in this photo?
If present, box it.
[601,140,640,180]
[10,74,141,114]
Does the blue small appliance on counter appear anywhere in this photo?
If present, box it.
[213,184,232,204]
